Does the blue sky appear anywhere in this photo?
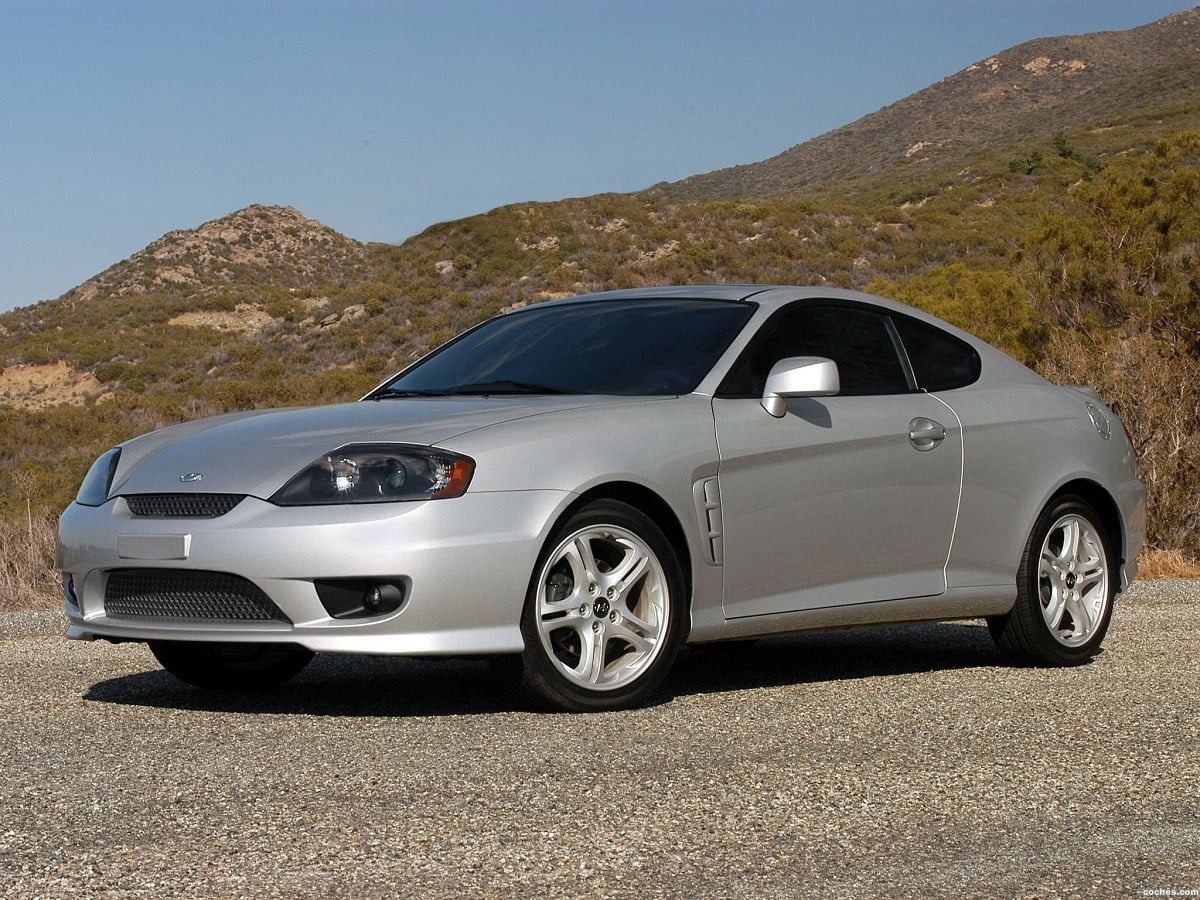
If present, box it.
[1,0,1193,312]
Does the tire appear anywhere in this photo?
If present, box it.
[988,495,1115,666]
[518,500,687,712]
[149,641,314,690]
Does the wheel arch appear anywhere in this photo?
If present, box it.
[1046,478,1127,581]
[555,481,694,603]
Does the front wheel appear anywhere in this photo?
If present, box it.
[149,641,314,690]
[519,501,687,712]
[989,495,1116,666]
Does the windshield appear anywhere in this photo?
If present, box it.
[369,298,756,397]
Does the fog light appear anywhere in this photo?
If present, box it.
[63,574,79,610]
[315,578,408,619]
[364,583,404,614]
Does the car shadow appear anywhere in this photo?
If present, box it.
[82,620,1009,717]
[84,654,529,717]
[667,620,1007,699]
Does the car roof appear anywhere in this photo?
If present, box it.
[538,284,784,306]
[534,284,929,317]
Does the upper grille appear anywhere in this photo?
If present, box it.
[124,494,245,518]
[104,569,290,623]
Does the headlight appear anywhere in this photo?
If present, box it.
[271,444,475,505]
[75,448,121,507]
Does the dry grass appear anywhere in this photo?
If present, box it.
[0,509,61,613]
[1137,546,1200,580]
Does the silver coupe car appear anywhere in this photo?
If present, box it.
[58,286,1146,711]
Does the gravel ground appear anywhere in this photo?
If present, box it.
[1,581,1197,899]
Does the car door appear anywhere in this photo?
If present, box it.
[712,301,963,619]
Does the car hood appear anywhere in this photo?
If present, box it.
[109,396,637,499]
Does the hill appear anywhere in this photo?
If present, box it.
[1,8,1198,605]
[664,8,1200,203]
[74,204,370,302]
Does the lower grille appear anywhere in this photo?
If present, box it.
[104,570,291,623]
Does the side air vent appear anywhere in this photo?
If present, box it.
[692,477,724,566]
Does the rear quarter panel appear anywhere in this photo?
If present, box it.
[945,379,1143,591]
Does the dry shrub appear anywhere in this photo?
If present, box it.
[1036,327,1200,556]
[1138,547,1200,580]
[0,509,61,613]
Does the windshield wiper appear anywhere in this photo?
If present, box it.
[370,380,576,400]
[368,387,451,400]
[443,380,573,396]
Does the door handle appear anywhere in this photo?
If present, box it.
[909,417,946,451]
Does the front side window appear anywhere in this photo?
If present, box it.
[719,303,915,397]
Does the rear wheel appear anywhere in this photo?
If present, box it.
[149,641,314,690]
[989,495,1115,666]
[519,501,686,712]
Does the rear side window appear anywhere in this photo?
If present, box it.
[891,315,981,392]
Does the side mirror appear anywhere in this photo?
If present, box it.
[761,357,840,417]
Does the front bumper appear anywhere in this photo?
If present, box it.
[58,490,570,655]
